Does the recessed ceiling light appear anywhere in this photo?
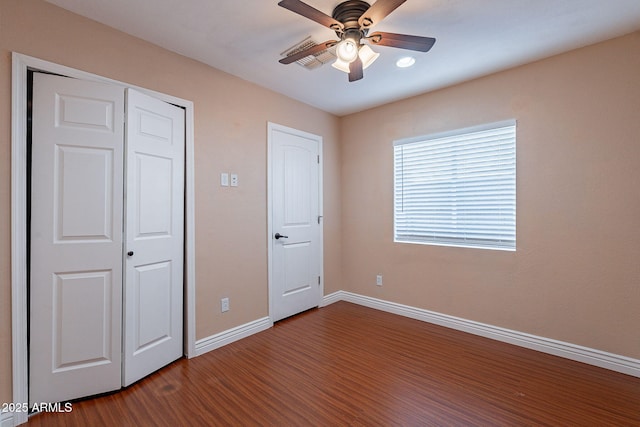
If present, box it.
[396,56,416,68]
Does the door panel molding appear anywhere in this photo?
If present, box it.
[11,53,197,424]
[55,145,116,242]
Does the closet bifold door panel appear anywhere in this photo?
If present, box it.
[30,73,125,404]
[30,74,185,404]
[122,89,184,387]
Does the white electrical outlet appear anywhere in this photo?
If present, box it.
[230,173,238,187]
[221,297,230,312]
[376,275,383,286]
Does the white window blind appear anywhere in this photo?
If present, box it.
[394,121,516,250]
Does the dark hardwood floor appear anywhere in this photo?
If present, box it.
[29,301,640,426]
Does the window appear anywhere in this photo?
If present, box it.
[394,120,516,250]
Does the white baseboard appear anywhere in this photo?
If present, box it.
[322,291,640,378]
[195,317,272,357]
[319,290,343,307]
[0,412,15,427]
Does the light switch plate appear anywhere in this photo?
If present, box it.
[221,173,229,187]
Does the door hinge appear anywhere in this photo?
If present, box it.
[317,155,320,164]
[318,276,321,285]
[317,215,323,224]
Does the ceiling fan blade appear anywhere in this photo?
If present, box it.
[358,0,407,29]
[368,32,436,52]
[279,40,338,65]
[348,57,364,82]
[278,0,344,32]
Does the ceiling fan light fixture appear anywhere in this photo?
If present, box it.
[358,44,379,69]
[335,38,359,63]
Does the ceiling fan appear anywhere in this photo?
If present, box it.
[278,0,436,82]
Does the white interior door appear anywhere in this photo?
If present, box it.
[30,73,125,404]
[122,89,185,386]
[269,123,322,322]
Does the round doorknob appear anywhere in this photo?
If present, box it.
[127,251,134,257]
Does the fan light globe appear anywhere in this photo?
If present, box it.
[359,45,380,69]
[336,39,358,63]
[333,45,380,74]
[332,58,351,73]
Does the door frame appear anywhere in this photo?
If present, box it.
[10,52,197,424]
[266,122,324,322]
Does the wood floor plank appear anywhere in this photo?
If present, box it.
[28,302,640,426]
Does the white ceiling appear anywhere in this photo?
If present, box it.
[45,0,640,116]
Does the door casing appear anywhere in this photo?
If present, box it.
[267,122,324,322]
[10,52,197,425]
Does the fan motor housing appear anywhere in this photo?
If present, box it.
[332,0,370,35]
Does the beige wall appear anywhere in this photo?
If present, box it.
[0,0,341,404]
[341,31,640,360]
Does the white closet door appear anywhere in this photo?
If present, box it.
[30,73,125,404]
[122,89,185,386]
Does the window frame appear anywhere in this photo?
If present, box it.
[393,120,517,251]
